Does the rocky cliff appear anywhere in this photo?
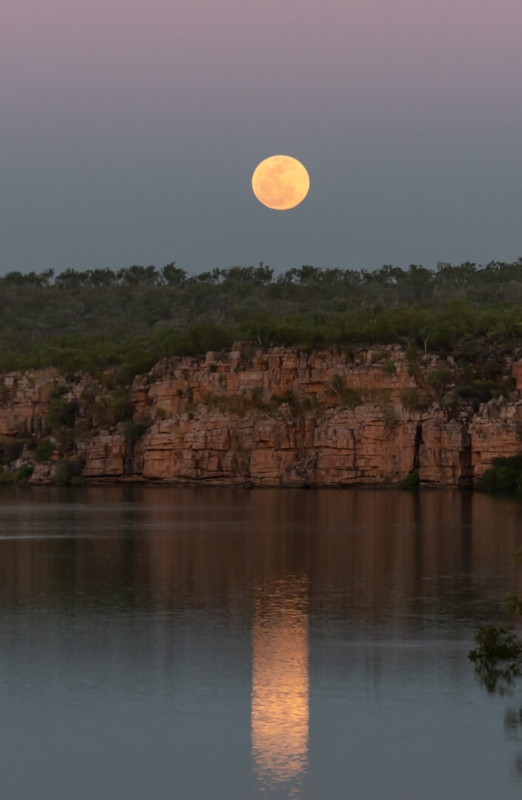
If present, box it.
[1,344,521,487]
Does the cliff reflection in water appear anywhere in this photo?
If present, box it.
[251,575,309,793]
[0,487,521,625]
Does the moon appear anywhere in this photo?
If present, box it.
[252,155,310,210]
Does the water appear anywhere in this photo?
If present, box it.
[0,486,521,799]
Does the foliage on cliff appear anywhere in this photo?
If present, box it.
[479,456,522,495]
[2,260,522,377]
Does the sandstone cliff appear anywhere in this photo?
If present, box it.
[1,344,521,488]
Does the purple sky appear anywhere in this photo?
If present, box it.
[2,0,522,274]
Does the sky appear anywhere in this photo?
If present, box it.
[1,0,522,276]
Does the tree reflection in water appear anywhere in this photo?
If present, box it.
[470,568,522,782]
[251,574,309,796]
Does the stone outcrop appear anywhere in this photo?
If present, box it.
[1,344,522,487]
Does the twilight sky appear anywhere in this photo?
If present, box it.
[2,0,522,275]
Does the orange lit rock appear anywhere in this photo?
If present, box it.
[1,345,522,487]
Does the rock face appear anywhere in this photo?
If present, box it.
[1,344,522,487]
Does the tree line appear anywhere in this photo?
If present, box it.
[3,259,522,292]
[2,260,522,377]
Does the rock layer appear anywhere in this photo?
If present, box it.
[1,345,521,487]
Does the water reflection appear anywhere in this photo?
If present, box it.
[1,487,521,624]
[1,488,522,799]
[251,575,309,794]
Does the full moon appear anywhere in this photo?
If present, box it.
[252,155,310,210]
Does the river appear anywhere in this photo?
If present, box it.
[0,486,521,799]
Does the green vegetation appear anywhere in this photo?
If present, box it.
[381,359,396,376]
[479,456,522,495]
[34,438,54,463]
[426,369,453,398]
[400,388,429,413]
[54,458,85,487]
[193,389,313,418]
[15,464,33,484]
[1,260,522,379]
[0,463,33,486]
[0,435,24,464]
[122,419,152,442]
[398,470,420,491]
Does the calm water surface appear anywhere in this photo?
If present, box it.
[0,487,521,799]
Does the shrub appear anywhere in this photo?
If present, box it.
[15,464,33,484]
[109,390,134,423]
[0,436,24,465]
[367,388,392,408]
[330,373,345,398]
[398,470,420,490]
[381,405,398,426]
[0,466,15,485]
[122,420,151,442]
[381,359,396,375]
[491,378,516,398]
[0,463,32,485]
[250,387,267,409]
[55,457,85,487]
[444,394,462,420]
[401,388,429,413]
[407,361,421,378]
[427,369,453,398]
[479,455,522,494]
[456,382,493,405]
[34,438,54,463]
[47,395,78,428]
[237,346,255,371]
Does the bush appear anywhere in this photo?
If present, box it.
[0,436,24,465]
[381,359,396,375]
[15,464,33,484]
[122,420,151,442]
[401,388,429,413]
[109,391,134,423]
[47,395,78,428]
[398,470,420,490]
[342,388,364,409]
[34,438,54,463]
[427,369,453,398]
[0,469,14,485]
[330,373,345,398]
[55,457,85,487]
[329,375,364,408]
[479,455,522,494]
[456,382,493,405]
[0,464,32,485]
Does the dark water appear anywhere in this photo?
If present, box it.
[1,487,522,799]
